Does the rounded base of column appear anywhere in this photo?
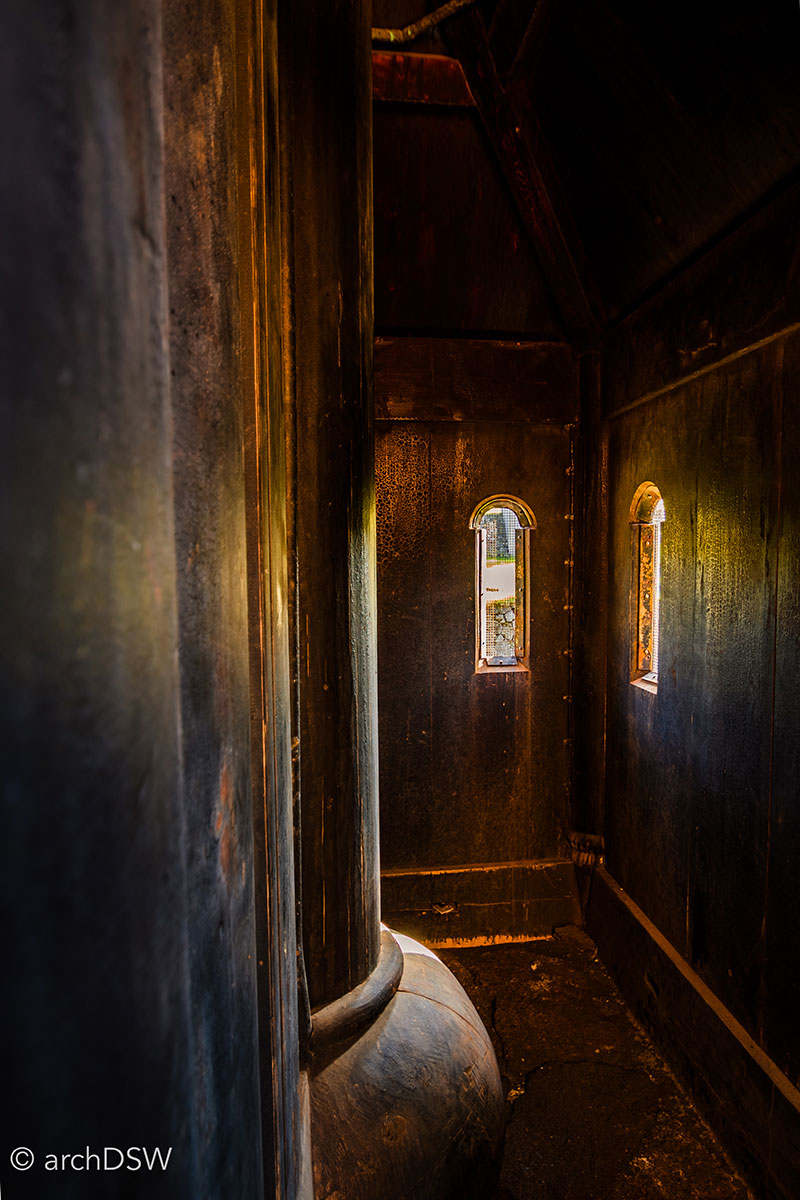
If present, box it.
[309,932,505,1199]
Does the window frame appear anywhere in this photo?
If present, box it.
[469,494,536,674]
[629,481,665,694]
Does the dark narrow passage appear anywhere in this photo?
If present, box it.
[440,935,749,1199]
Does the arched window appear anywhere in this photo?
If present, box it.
[469,496,536,670]
[629,482,665,690]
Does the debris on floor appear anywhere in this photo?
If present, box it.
[439,930,752,1200]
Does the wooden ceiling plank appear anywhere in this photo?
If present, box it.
[445,8,602,349]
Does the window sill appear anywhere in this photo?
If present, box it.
[630,674,657,695]
[475,661,530,675]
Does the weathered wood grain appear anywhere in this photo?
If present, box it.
[235,0,304,1186]
[374,104,563,337]
[376,415,572,878]
[382,860,582,944]
[604,343,779,1031]
[164,2,272,1191]
[0,3,269,1194]
[603,181,800,417]
[284,0,381,1011]
[766,332,800,1089]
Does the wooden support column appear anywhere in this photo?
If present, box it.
[281,0,380,1013]
[1,2,198,1188]
[281,23,504,1197]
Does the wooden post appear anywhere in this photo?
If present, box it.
[280,0,380,1012]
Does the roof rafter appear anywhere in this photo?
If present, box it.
[504,0,559,83]
[445,6,604,350]
[487,0,549,80]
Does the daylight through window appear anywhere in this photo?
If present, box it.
[469,496,535,670]
[629,482,665,689]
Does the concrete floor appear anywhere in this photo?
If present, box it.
[439,930,752,1200]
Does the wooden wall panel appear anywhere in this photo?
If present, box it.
[382,860,581,946]
[684,351,779,1032]
[377,416,572,872]
[604,327,792,1055]
[375,425,435,858]
[603,181,800,418]
[373,105,563,337]
[766,332,800,1087]
[605,386,696,955]
[375,337,576,423]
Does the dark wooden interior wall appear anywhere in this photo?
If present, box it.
[1,3,301,1196]
[373,105,563,338]
[376,339,575,873]
[529,0,800,321]
[599,182,800,1087]
[166,0,303,1188]
[1,3,200,1195]
[164,4,266,1192]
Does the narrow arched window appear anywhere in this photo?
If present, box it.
[629,482,665,690]
[469,496,536,671]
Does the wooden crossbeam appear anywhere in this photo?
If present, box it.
[372,51,475,106]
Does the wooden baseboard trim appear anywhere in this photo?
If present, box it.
[380,858,581,947]
[587,866,800,1199]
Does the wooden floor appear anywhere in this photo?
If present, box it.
[439,932,752,1200]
